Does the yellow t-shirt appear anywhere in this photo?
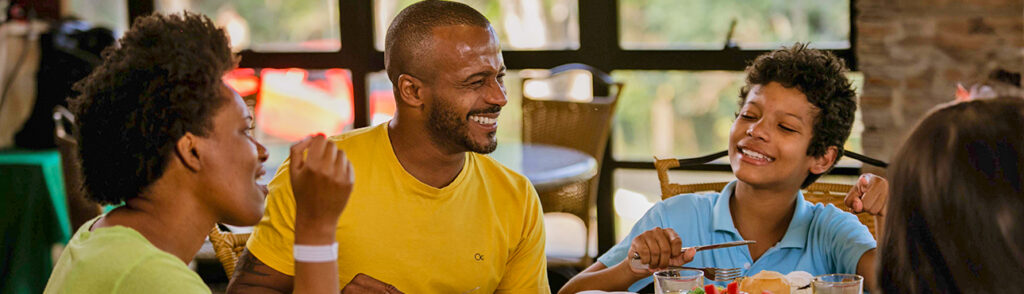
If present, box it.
[247,123,549,293]
[44,217,211,294]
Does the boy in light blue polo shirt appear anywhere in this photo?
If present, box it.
[560,44,886,293]
[597,181,875,291]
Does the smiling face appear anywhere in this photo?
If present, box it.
[420,24,507,154]
[729,82,834,190]
[198,84,269,226]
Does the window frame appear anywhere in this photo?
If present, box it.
[128,0,859,253]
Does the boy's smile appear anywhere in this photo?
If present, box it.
[729,82,823,189]
[737,145,776,165]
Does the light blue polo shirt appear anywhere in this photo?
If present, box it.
[597,180,876,292]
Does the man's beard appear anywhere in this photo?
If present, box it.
[426,99,499,154]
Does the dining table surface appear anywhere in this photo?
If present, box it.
[488,142,599,193]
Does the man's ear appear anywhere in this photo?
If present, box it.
[174,132,202,172]
[397,73,426,108]
[809,145,839,175]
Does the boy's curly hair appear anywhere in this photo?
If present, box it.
[69,12,237,204]
[738,43,857,188]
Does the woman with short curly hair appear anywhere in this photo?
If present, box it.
[44,12,353,294]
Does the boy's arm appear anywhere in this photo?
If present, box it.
[844,173,888,240]
[857,249,878,291]
[845,173,887,291]
[557,259,650,294]
[559,228,695,294]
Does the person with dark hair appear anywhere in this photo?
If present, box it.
[560,43,886,293]
[228,1,548,293]
[879,97,1024,294]
[43,12,354,294]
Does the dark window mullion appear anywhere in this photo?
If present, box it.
[580,0,622,255]
[501,49,853,71]
[848,0,859,71]
[501,51,584,69]
[610,49,855,71]
[236,52,350,68]
[577,0,619,71]
[128,0,154,26]
[339,0,376,128]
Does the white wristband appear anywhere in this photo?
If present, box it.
[293,243,338,262]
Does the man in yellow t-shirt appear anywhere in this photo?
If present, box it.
[226,1,549,293]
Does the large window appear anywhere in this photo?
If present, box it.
[155,0,341,52]
[619,0,851,50]
[66,0,129,36]
[611,71,864,161]
[374,0,579,50]
[611,71,747,161]
[223,68,355,182]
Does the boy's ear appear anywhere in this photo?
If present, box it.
[809,145,839,175]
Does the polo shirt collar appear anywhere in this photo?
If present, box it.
[711,180,813,249]
[711,181,741,235]
[779,190,812,249]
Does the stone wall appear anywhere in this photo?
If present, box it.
[856,0,1023,171]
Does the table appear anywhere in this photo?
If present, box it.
[489,142,599,193]
[0,149,72,294]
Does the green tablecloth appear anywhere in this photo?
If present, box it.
[0,149,71,294]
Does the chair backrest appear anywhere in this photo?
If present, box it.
[208,226,251,277]
[654,151,890,239]
[52,105,100,229]
[656,180,876,239]
[522,63,623,167]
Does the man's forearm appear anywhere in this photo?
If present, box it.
[226,284,291,294]
[857,249,878,292]
[226,249,295,294]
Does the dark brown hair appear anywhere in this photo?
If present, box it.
[69,12,237,204]
[739,43,857,188]
[879,97,1024,293]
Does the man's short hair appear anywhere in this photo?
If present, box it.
[69,12,237,204]
[738,43,857,188]
[384,0,491,85]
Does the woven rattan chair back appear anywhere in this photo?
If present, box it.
[654,152,888,239]
[208,226,251,277]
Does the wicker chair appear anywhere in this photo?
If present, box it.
[521,63,623,268]
[208,225,251,277]
[654,150,889,239]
